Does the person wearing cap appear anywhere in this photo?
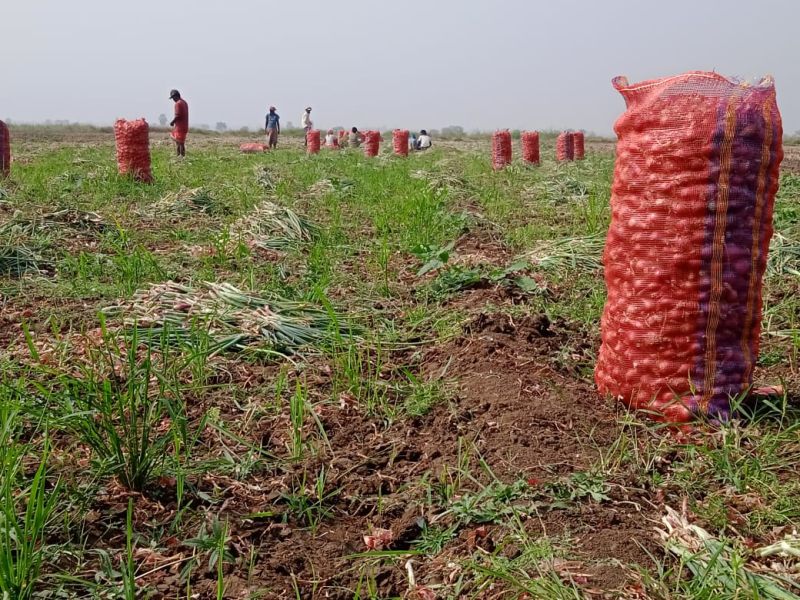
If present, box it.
[300,107,313,147]
[265,106,280,149]
[169,89,189,157]
[324,129,336,148]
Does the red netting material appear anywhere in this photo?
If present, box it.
[364,131,380,157]
[556,131,574,161]
[491,130,512,170]
[306,130,321,154]
[240,143,267,153]
[572,131,585,160]
[393,129,409,157]
[0,120,9,178]
[114,118,153,183]
[521,131,540,165]
[595,72,783,422]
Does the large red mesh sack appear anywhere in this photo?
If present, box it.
[491,130,512,170]
[556,131,574,162]
[0,120,10,178]
[521,131,540,165]
[572,131,585,160]
[240,143,267,153]
[307,130,321,154]
[364,130,380,157]
[393,129,409,157]
[596,72,783,422]
[114,118,153,183]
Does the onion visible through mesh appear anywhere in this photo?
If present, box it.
[393,129,409,157]
[595,72,783,422]
[114,118,153,183]
[521,131,540,165]
[306,130,321,154]
[491,130,512,170]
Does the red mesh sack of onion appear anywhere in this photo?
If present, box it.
[556,131,574,162]
[240,143,267,153]
[0,120,10,178]
[393,129,409,157]
[364,131,381,157]
[572,131,585,160]
[521,131,539,165]
[306,130,321,154]
[114,118,153,183]
[491,130,512,170]
[596,72,783,422]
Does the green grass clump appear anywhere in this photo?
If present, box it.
[0,245,48,277]
[53,326,191,491]
[0,399,61,600]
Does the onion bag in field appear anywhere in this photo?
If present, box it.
[572,131,585,160]
[307,130,321,154]
[114,118,153,183]
[393,129,409,156]
[240,143,267,153]
[364,130,380,157]
[521,131,540,165]
[492,130,512,170]
[595,72,783,422]
[0,120,9,177]
[556,131,574,161]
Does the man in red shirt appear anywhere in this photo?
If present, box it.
[169,89,189,157]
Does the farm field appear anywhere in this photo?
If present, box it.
[1,128,800,599]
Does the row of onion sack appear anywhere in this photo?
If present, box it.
[302,129,390,157]
[112,121,410,183]
[111,121,416,182]
[240,130,406,158]
[596,71,783,424]
[491,130,585,170]
[0,121,582,180]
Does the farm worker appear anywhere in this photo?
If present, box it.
[417,130,432,151]
[409,132,417,151]
[265,106,280,149]
[301,107,313,147]
[348,127,362,148]
[324,129,336,147]
[169,89,189,157]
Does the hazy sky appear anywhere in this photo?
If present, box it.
[4,0,799,135]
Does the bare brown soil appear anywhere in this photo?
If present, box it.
[63,277,659,598]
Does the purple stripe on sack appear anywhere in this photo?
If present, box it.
[692,98,728,401]
[705,97,766,418]
[743,100,780,377]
